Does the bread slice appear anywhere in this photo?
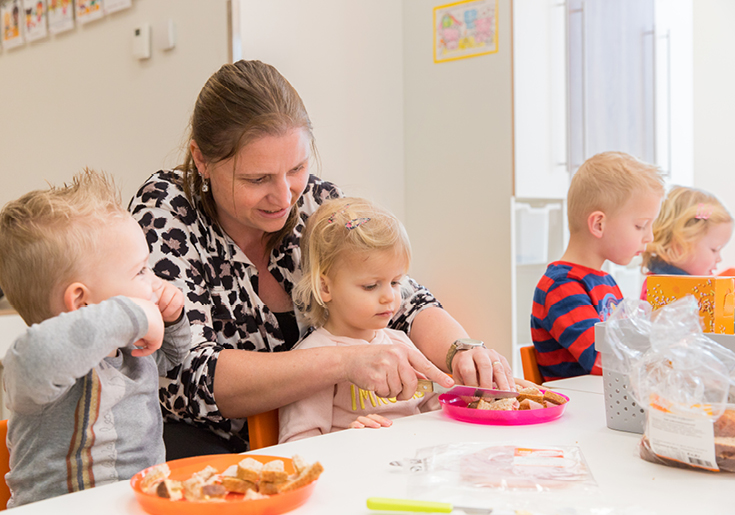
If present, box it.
[261,460,288,482]
[477,397,517,411]
[221,476,257,494]
[292,454,309,476]
[201,483,227,501]
[517,387,544,404]
[237,457,264,482]
[155,479,183,501]
[140,463,171,493]
[543,390,567,405]
[259,480,287,495]
[715,409,735,437]
[278,462,324,493]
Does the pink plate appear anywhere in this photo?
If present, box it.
[438,389,569,425]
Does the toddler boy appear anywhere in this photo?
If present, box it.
[0,170,190,508]
[530,152,664,381]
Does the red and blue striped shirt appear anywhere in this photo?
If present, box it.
[531,262,622,381]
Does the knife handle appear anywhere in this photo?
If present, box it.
[367,497,453,512]
[416,379,450,395]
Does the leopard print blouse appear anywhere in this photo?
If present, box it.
[129,170,442,449]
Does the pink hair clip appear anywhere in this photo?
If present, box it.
[327,204,351,224]
[695,203,712,220]
[345,217,370,230]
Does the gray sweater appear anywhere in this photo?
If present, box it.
[3,296,190,508]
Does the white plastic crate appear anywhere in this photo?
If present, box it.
[595,321,735,434]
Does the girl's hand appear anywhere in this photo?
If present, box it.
[152,277,185,324]
[349,413,393,429]
[128,298,164,357]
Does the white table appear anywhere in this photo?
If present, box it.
[543,375,604,395]
[9,377,731,514]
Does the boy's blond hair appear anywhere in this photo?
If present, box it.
[0,169,128,325]
[642,186,733,270]
[293,197,411,327]
[567,151,665,234]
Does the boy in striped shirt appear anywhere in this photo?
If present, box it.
[531,152,665,381]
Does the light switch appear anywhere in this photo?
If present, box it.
[132,23,151,60]
[157,19,176,51]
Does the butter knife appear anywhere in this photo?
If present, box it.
[367,497,496,514]
[416,379,519,399]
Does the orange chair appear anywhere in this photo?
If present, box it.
[246,409,279,451]
[520,345,544,385]
[0,419,9,510]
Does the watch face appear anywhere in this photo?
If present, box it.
[456,338,484,349]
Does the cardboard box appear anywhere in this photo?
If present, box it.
[646,275,735,334]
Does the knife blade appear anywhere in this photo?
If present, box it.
[367,497,494,514]
[416,379,519,399]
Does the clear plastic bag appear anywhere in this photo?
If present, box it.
[605,296,735,472]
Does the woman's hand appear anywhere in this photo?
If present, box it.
[341,344,454,401]
[451,347,515,391]
[349,413,393,429]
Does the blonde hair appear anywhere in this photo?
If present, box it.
[0,169,128,325]
[178,60,318,254]
[567,151,665,234]
[293,197,411,327]
[642,186,733,270]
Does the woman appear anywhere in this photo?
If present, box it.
[129,60,514,458]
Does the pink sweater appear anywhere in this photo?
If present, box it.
[278,327,440,443]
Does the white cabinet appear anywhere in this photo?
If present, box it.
[510,198,567,377]
[513,0,569,199]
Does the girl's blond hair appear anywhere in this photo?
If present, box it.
[642,186,733,271]
[293,197,411,327]
[0,169,128,325]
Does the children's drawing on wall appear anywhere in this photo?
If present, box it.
[23,0,47,42]
[2,0,24,50]
[75,0,102,25]
[47,0,73,34]
[104,0,130,15]
[433,0,498,64]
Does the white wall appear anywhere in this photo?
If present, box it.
[693,0,735,270]
[237,0,406,219]
[0,0,229,206]
[403,0,514,358]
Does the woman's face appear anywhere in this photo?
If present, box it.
[195,129,311,243]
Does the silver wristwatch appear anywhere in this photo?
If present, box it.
[445,338,485,374]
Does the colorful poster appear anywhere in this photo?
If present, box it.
[2,0,24,50]
[75,0,102,24]
[23,0,47,42]
[47,0,73,34]
[434,0,498,63]
[103,0,130,15]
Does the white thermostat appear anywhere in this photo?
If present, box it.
[132,23,151,60]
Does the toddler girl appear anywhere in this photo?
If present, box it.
[641,186,733,298]
[278,197,439,443]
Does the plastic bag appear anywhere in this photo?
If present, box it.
[605,296,735,472]
[390,443,659,514]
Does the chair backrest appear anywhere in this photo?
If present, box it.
[520,345,544,385]
[246,409,279,451]
[0,419,10,510]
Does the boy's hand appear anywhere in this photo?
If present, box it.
[349,413,393,429]
[128,298,164,357]
[151,277,185,324]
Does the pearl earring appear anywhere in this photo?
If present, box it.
[201,178,209,193]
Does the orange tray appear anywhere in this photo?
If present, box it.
[130,454,318,515]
